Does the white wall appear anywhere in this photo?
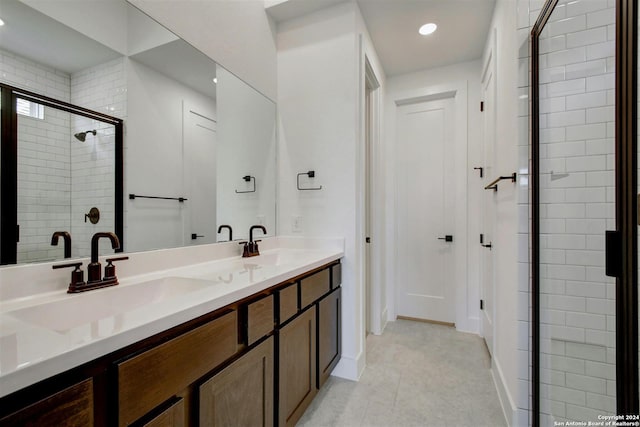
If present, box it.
[384,60,482,335]
[125,58,216,252]
[277,1,385,380]
[482,0,523,424]
[216,67,277,240]
[130,0,278,101]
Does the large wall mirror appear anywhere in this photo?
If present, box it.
[0,0,277,265]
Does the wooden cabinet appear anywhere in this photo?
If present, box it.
[278,306,317,427]
[247,295,274,346]
[0,378,93,427]
[200,337,274,427]
[141,398,184,427]
[277,282,298,324]
[0,260,341,427]
[317,287,341,388]
[300,269,330,309]
[117,310,237,426]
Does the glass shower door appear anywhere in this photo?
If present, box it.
[536,0,617,423]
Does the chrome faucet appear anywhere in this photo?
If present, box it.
[239,225,266,257]
[51,231,71,258]
[217,224,233,241]
[88,232,121,283]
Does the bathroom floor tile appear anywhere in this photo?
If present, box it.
[297,319,507,427]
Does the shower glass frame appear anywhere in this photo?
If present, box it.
[0,82,124,265]
[531,0,638,424]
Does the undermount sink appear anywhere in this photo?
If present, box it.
[242,251,301,268]
[7,277,214,332]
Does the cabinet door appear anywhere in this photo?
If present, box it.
[200,337,274,427]
[0,378,93,427]
[318,287,341,388]
[142,398,184,427]
[278,307,317,427]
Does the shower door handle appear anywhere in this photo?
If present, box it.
[605,230,621,278]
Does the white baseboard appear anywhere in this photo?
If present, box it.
[491,358,517,427]
[331,350,365,381]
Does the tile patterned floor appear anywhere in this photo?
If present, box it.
[298,319,507,427]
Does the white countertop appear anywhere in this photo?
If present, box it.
[0,237,344,398]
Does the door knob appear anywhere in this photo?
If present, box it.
[437,235,453,242]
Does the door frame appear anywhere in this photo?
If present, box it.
[391,81,471,332]
[480,30,497,353]
[531,0,639,422]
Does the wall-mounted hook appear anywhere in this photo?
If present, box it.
[235,175,256,193]
[473,167,484,178]
[297,170,322,191]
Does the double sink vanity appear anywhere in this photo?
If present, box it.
[0,237,343,426]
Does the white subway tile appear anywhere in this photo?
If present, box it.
[547,15,587,37]
[566,281,605,298]
[586,298,614,315]
[566,311,606,330]
[565,59,607,79]
[550,385,586,405]
[566,27,607,48]
[565,155,606,171]
[587,7,615,27]
[586,392,616,412]
[547,78,586,97]
[566,90,607,110]
[586,105,613,124]
[550,354,586,374]
[546,264,586,280]
[586,73,614,92]
[586,41,614,61]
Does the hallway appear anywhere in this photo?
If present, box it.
[298,320,507,426]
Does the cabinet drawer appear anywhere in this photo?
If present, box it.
[331,263,341,289]
[117,311,238,426]
[278,283,298,324]
[0,378,93,427]
[247,294,274,346]
[300,269,330,309]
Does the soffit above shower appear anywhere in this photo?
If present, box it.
[0,0,122,74]
[267,0,496,77]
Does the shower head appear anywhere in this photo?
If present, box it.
[74,130,96,142]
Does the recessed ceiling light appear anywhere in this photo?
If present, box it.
[419,23,437,36]
[212,77,218,84]
[0,18,5,26]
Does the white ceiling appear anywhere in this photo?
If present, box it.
[267,0,496,77]
[0,0,121,74]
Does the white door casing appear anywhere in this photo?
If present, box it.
[480,49,496,356]
[396,97,456,324]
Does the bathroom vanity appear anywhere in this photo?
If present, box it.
[0,238,343,426]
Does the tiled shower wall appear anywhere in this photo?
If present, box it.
[70,58,126,258]
[0,48,73,262]
[1,48,125,262]
[522,0,617,423]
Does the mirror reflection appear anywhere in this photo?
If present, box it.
[0,0,277,265]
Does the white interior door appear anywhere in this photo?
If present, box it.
[396,97,455,324]
[183,105,217,245]
[480,56,496,356]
